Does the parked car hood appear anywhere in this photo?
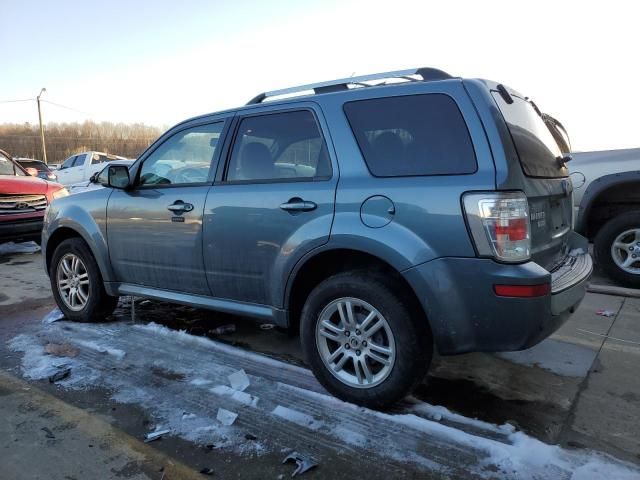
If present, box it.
[0,175,50,194]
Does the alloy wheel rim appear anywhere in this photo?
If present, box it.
[611,228,640,275]
[315,297,396,389]
[56,253,90,311]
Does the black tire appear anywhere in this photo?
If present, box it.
[49,238,119,321]
[594,211,640,288]
[300,270,432,409]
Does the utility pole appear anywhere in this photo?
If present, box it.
[37,88,47,164]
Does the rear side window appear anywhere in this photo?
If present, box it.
[226,110,331,182]
[492,92,567,178]
[344,94,477,177]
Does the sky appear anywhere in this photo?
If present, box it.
[1,0,638,152]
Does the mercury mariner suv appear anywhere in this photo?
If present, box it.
[42,68,592,407]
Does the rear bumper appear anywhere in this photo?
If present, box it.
[403,232,592,355]
[0,217,44,243]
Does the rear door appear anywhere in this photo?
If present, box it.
[107,120,228,294]
[203,105,337,307]
[492,91,572,270]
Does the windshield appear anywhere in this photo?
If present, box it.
[0,155,25,176]
[492,92,568,178]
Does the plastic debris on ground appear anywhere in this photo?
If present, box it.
[259,323,276,330]
[44,343,79,357]
[48,367,71,383]
[144,428,171,443]
[228,368,250,392]
[568,248,586,257]
[209,324,236,335]
[42,308,66,324]
[216,408,238,426]
[596,309,616,317]
[0,241,40,256]
[282,451,318,477]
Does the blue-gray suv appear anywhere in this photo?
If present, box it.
[43,68,592,407]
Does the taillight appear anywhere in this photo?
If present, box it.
[463,191,531,263]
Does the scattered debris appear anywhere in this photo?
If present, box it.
[596,309,616,317]
[144,428,171,443]
[259,323,276,330]
[568,248,585,257]
[210,385,259,407]
[42,308,65,324]
[199,467,214,476]
[182,412,197,420]
[41,427,56,439]
[209,324,236,335]
[45,343,79,358]
[228,369,250,392]
[48,367,71,383]
[204,443,217,451]
[282,451,318,477]
[245,433,257,441]
[216,408,238,426]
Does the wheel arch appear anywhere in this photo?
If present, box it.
[577,171,640,238]
[284,247,431,335]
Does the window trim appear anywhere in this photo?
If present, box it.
[343,93,479,179]
[219,107,333,185]
[133,119,228,190]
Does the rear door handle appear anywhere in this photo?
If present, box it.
[279,198,317,212]
[167,200,194,213]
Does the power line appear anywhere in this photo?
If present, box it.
[0,98,35,104]
[41,99,92,116]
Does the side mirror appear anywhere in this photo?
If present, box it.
[102,165,130,189]
[25,167,39,176]
[89,172,99,183]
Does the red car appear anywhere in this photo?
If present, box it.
[0,149,68,244]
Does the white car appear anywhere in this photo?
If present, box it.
[67,160,134,194]
[55,151,131,186]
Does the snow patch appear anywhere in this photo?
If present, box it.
[42,308,65,324]
[210,385,259,408]
[272,405,324,431]
[0,241,40,255]
[75,340,126,359]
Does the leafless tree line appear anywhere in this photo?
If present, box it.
[0,121,163,164]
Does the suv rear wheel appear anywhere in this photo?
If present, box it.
[50,238,119,321]
[594,211,640,288]
[300,271,432,408]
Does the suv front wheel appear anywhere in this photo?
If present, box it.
[300,271,432,409]
[594,211,640,288]
[50,238,119,321]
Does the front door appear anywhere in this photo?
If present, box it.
[203,107,337,307]
[107,120,227,294]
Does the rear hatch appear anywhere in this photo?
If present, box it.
[491,90,573,271]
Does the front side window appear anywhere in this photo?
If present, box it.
[61,156,77,169]
[139,122,224,186]
[344,94,477,177]
[226,110,331,182]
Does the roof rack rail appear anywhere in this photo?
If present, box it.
[246,67,453,105]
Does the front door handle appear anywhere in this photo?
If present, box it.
[167,200,194,213]
[279,198,317,212]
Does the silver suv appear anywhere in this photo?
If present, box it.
[42,68,592,407]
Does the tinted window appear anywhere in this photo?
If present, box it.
[18,160,46,171]
[139,122,224,186]
[344,94,477,177]
[492,93,567,178]
[72,155,85,167]
[226,110,331,182]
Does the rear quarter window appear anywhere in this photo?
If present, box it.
[343,94,477,177]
